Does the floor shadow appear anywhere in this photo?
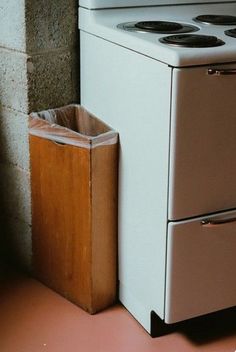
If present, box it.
[177,307,236,345]
[151,305,236,343]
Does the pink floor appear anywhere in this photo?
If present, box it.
[0,273,235,352]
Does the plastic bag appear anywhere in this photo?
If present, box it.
[29,104,118,148]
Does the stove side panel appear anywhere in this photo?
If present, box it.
[80,32,172,333]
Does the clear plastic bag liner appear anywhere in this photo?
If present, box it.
[29,105,118,149]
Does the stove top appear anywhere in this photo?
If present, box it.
[79,1,236,67]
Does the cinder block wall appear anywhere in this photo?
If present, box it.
[0,0,79,271]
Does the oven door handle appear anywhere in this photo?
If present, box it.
[201,216,236,226]
[207,68,236,76]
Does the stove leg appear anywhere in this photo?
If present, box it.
[150,311,178,337]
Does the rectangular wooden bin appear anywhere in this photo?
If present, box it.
[29,105,118,314]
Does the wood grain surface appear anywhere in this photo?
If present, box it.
[30,135,118,313]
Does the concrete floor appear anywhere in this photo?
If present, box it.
[0,271,235,352]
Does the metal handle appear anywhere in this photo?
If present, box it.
[207,68,236,76]
[201,216,236,226]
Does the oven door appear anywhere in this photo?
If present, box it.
[165,209,236,324]
[169,63,236,220]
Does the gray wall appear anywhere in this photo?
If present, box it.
[0,0,79,271]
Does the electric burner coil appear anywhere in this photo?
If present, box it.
[194,14,236,25]
[225,28,236,38]
[135,21,183,32]
[117,21,199,34]
[159,34,225,48]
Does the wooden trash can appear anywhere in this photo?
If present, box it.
[29,105,118,314]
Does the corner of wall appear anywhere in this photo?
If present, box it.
[0,0,80,272]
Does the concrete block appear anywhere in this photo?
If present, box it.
[0,163,31,225]
[1,216,32,272]
[25,0,78,52]
[28,50,79,112]
[0,0,26,51]
[0,49,28,113]
[72,51,80,102]
[0,107,29,170]
[0,0,78,53]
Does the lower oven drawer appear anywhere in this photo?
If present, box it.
[165,209,236,324]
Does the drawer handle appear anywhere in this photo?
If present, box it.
[207,68,236,76]
[201,216,236,226]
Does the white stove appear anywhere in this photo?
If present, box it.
[79,0,236,337]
